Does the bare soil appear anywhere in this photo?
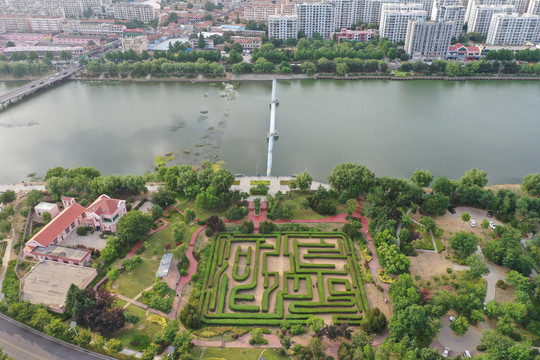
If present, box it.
[364,283,391,319]
[409,252,455,280]
[495,284,515,304]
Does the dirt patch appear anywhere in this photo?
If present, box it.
[494,285,515,304]
[364,283,391,319]
[410,252,455,280]
[484,184,521,193]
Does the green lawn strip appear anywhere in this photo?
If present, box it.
[115,317,162,349]
[202,347,286,359]
[435,236,446,253]
[250,180,270,185]
[114,257,159,298]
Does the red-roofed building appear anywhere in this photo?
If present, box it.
[24,203,86,255]
[448,43,483,60]
[83,195,127,233]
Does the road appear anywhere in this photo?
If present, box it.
[0,313,114,360]
[0,64,78,107]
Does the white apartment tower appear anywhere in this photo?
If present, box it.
[379,3,427,42]
[295,3,335,38]
[486,13,540,44]
[467,4,514,34]
[466,0,527,23]
[432,0,465,39]
[527,0,540,14]
[268,15,299,39]
[405,19,454,59]
[112,3,156,23]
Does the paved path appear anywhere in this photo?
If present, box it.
[475,246,505,303]
[0,313,114,360]
[230,176,330,196]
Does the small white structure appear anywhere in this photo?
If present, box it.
[156,253,173,279]
[34,202,60,219]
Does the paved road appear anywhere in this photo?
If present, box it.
[0,313,113,360]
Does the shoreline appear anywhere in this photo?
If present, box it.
[4,72,540,83]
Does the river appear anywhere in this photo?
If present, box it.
[0,79,538,184]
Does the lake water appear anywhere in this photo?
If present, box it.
[0,79,538,184]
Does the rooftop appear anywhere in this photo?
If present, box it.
[31,245,91,262]
[85,194,124,217]
[29,203,86,248]
[20,262,96,309]
[34,202,57,211]
[156,252,173,278]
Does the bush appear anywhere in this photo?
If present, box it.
[205,226,214,237]
[125,313,140,324]
[121,256,142,271]
[135,245,146,255]
[259,221,276,234]
[76,227,89,236]
[225,206,248,221]
[496,279,505,289]
[290,324,305,335]
[250,184,269,195]
[476,344,487,351]
[130,334,151,351]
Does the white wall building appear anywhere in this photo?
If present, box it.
[61,20,125,36]
[112,2,156,23]
[432,0,465,39]
[295,3,335,38]
[360,0,399,24]
[380,3,426,42]
[527,0,540,15]
[486,13,540,44]
[268,15,299,39]
[468,4,514,35]
[405,19,454,59]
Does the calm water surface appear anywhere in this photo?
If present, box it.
[0,79,538,183]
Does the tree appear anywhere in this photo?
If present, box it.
[60,51,72,61]
[450,231,479,258]
[301,61,317,76]
[461,168,489,187]
[26,190,44,207]
[461,212,470,226]
[420,193,450,216]
[179,302,201,329]
[292,172,313,192]
[0,190,16,204]
[198,33,206,49]
[522,173,540,196]
[75,328,92,347]
[100,237,121,263]
[107,267,120,281]
[346,198,358,216]
[0,347,13,360]
[168,12,178,24]
[184,208,196,222]
[116,211,153,247]
[328,163,376,198]
[411,169,433,187]
[250,328,264,344]
[172,223,187,243]
[106,339,123,354]
[226,49,242,64]
[450,316,469,336]
[152,204,163,220]
[307,315,325,333]
[481,219,490,229]
[361,307,387,334]
[466,254,489,279]
[0,220,11,234]
[151,186,175,208]
[433,176,458,197]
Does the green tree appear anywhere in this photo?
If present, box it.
[450,231,479,258]
[411,169,433,187]
[300,61,317,76]
[116,211,153,246]
[420,193,450,216]
[198,33,206,49]
[152,204,163,220]
[172,223,187,243]
[346,198,358,216]
[461,168,489,187]
[106,338,123,354]
[75,328,92,347]
[26,189,44,207]
[522,173,540,196]
[328,163,375,198]
[466,254,489,279]
[41,211,51,224]
[0,220,12,234]
[151,186,175,208]
[450,316,469,335]
[461,212,470,226]
[107,267,120,281]
[60,51,72,61]
[307,315,325,333]
[481,219,490,229]
[168,12,178,24]
[184,208,196,222]
[250,328,264,344]
[291,171,313,192]
[433,176,458,197]
[226,49,242,64]
[0,190,16,204]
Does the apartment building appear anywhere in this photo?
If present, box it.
[268,15,299,39]
[243,1,296,21]
[0,15,63,33]
[405,19,454,59]
[380,3,426,42]
[432,0,465,39]
[527,0,540,15]
[112,2,156,23]
[61,20,125,36]
[468,4,514,35]
[360,0,400,24]
[295,3,335,38]
[486,13,540,44]
[465,0,527,23]
[331,0,358,28]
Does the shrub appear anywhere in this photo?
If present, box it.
[122,256,142,271]
[125,313,140,324]
[290,324,305,335]
[130,334,151,351]
[250,184,269,195]
[476,344,487,351]
[149,314,167,327]
[225,206,248,221]
[76,227,88,236]
[496,279,505,289]
[259,221,276,234]
[205,226,214,237]
[135,245,146,255]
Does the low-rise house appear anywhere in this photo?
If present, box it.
[83,194,127,233]
[34,202,60,219]
[334,28,377,42]
[230,36,262,51]
[30,245,92,266]
[447,43,482,60]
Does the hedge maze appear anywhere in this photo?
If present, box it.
[199,232,369,326]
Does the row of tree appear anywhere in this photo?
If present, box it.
[400,59,540,76]
[86,58,225,77]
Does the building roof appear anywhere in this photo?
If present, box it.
[20,262,96,309]
[156,253,173,278]
[31,245,91,262]
[35,202,57,211]
[85,195,123,217]
[29,203,86,248]
[62,196,75,202]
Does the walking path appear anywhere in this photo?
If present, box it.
[231,176,330,197]
[127,218,169,258]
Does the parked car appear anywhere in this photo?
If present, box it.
[442,347,450,358]
[489,222,496,230]
[30,85,35,88]
[448,207,456,214]
[464,350,472,358]
[449,316,455,322]
[471,220,476,227]
[487,211,493,218]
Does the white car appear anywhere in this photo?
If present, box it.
[489,221,496,230]
[442,347,450,358]
[464,350,472,358]
[470,220,476,227]
[449,316,455,322]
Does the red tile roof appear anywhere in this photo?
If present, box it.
[85,195,122,217]
[29,203,86,248]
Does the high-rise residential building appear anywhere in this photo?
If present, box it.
[243,1,295,21]
[465,0,527,23]
[268,14,299,39]
[112,2,156,23]
[0,15,63,33]
[486,13,540,44]
[61,20,125,36]
[331,0,357,28]
[527,0,540,14]
[467,4,514,34]
[405,19,454,59]
[380,3,426,42]
[295,3,335,38]
[360,0,399,24]
[432,0,465,39]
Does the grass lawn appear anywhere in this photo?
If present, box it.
[250,180,270,185]
[200,347,288,360]
[280,180,290,185]
[114,212,195,299]
[233,180,240,185]
[412,235,435,251]
[435,237,446,253]
[115,310,162,349]
[175,199,225,221]
[286,193,347,220]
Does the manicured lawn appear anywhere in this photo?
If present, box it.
[250,180,270,185]
[435,237,446,253]
[175,199,225,221]
[286,193,347,220]
[233,180,240,185]
[201,347,288,360]
[115,308,162,349]
[279,180,290,185]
